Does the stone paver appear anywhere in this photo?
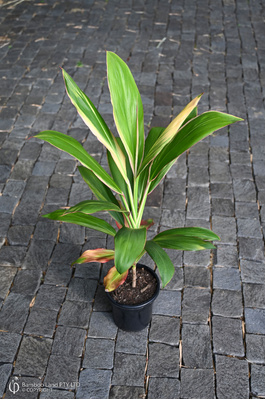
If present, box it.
[0,0,264,398]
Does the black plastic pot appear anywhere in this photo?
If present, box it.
[106,263,160,331]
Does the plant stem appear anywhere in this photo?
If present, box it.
[132,264,137,288]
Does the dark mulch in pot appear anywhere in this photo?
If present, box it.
[110,267,157,305]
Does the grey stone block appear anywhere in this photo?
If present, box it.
[212,216,237,244]
[7,225,34,246]
[43,355,80,388]
[148,342,179,378]
[0,165,11,183]
[32,161,56,176]
[212,316,244,356]
[112,353,147,386]
[153,290,181,316]
[186,187,210,220]
[150,315,180,346]
[251,364,265,397]
[3,180,26,198]
[51,243,82,265]
[216,245,238,268]
[34,221,59,241]
[24,308,58,338]
[83,338,115,369]
[148,377,180,399]
[160,208,185,227]
[245,308,265,334]
[11,269,42,295]
[210,162,231,183]
[50,174,72,189]
[115,327,148,355]
[34,285,66,310]
[40,389,74,399]
[235,201,260,219]
[238,237,264,261]
[188,166,209,187]
[210,183,233,199]
[0,195,19,214]
[88,311,117,339]
[233,179,257,202]
[182,324,212,368]
[45,188,70,205]
[0,366,15,398]
[213,267,241,291]
[75,262,101,280]
[14,336,52,377]
[22,240,55,270]
[55,159,76,175]
[52,326,86,358]
[58,300,91,329]
[93,285,112,312]
[0,332,21,363]
[184,266,210,287]
[67,278,97,303]
[240,259,264,283]
[163,267,183,290]
[215,355,249,399]
[237,218,263,238]
[0,246,27,268]
[212,289,243,317]
[76,368,112,399]
[10,159,35,181]
[44,262,72,286]
[0,214,11,237]
[246,334,265,363]
[182,288,211,324]
[0,292,32,333]
[110,386,145,399]
[243,283,265,308]
[0,267,17,300]
[59,224,85,245]
[180,368,215,399]
[212,198,235,216]
[183,249,211,267]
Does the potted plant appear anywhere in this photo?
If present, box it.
[34,52,242,331]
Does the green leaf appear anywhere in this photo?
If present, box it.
[107,52,144,174]
[145,240,175,288]
[107,149,130,206]
[63,200,126,215]
[181,105,198,127]
[138,94,203,175]
[43,209,116,236]
[62,68,127,181]
[138,127,164,200]
[114,227,147,273]
[153,235,216,251]
[103,266,128,292]
[35,131,122,194]
[78,166,125,226]
[151,111,243,179]
[148,158,176,194]
[155,227,220,241]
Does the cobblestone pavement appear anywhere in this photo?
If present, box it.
[0,0,264,398]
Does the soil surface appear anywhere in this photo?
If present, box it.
[110,267,157,305]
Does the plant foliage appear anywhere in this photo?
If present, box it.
[35,52,242,291]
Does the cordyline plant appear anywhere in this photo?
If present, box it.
[35,52,242,292]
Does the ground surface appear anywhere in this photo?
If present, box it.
[0,0,265,398]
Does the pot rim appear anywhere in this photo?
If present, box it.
[105,263,160,310]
